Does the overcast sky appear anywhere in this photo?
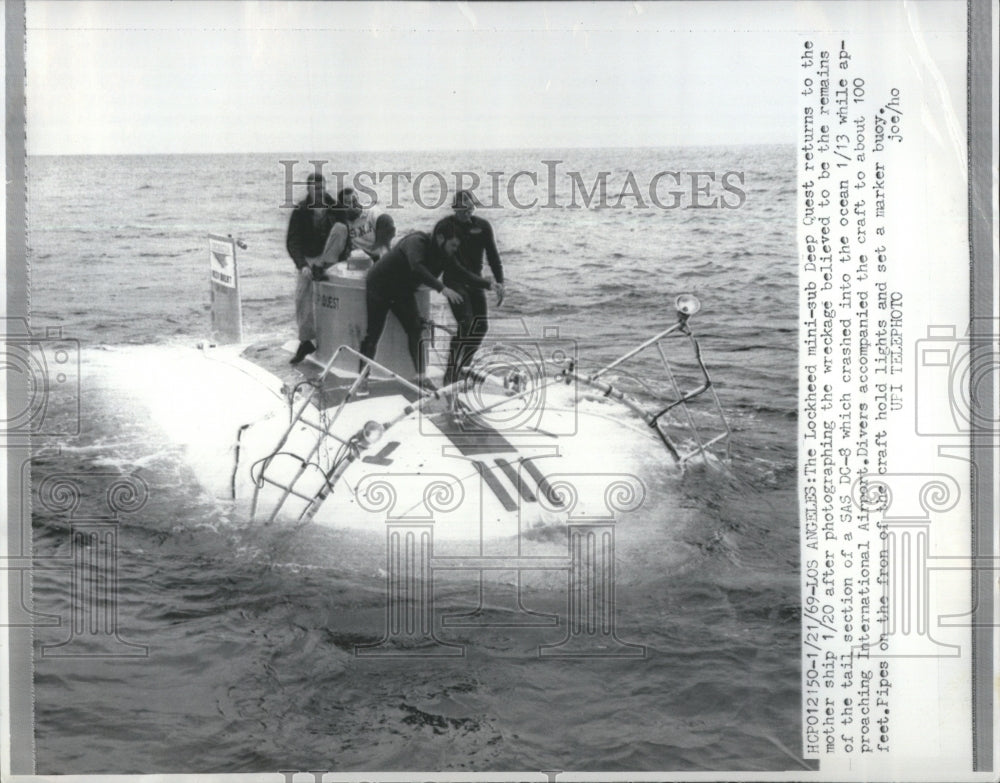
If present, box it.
[23,1,956,155]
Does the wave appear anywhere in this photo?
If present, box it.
[732,400,796,417]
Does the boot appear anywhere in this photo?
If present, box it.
[290,340,316,365]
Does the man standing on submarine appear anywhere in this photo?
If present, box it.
[286,172,336,364]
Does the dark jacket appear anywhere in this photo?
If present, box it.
[366,232,491,295]
[285,193,336,269]
[435,214,504,285]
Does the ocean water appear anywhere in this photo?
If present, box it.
[24,147,805,774]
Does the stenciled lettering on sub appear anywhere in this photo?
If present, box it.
[800,38,906,758]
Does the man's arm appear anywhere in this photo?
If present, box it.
[481,220,503,284]
[402,237,446,292]
[443,254,492,290]
[402,237,466,305]
[285,208,308,269]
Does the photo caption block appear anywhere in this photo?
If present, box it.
[798,17,975,778]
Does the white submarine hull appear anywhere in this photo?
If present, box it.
[205,243,729,544]
[230,369,660,541]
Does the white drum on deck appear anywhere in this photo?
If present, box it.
[312,261,431,378]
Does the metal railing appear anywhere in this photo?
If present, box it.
[249,299,731,524]
[249,346,425,524]
[572,315,731,464]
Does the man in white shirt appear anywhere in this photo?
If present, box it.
[337,187,393,263]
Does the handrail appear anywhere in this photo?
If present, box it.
[589,321,686,380]
[553,315,731,465]
[252,304,732,524]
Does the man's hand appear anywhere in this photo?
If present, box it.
[494,282,505,307]
[441,287,464,304]
[311,264,329,281]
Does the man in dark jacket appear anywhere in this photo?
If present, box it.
[286,172,336,364]
[359,221,493,389]
[434,190,506,385]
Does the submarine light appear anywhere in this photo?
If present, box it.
[675,294,701,317]
[360,420,385,447]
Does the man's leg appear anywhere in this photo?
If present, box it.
[444,284,473,385]
[291,268,317,364]
[359,287,393,367]
[389,293,428,378]
[295,269,315,341]
[460,287,490,374]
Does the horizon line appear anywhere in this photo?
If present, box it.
[27,140,796,158]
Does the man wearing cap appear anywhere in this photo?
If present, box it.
[286,173,336,364]
[435,190,506,385]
